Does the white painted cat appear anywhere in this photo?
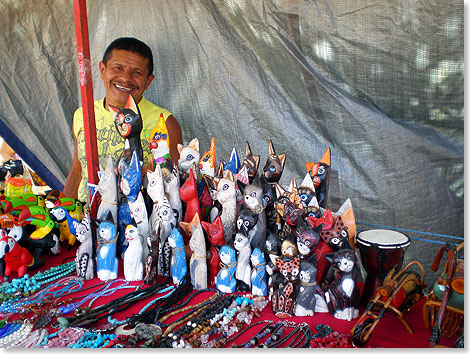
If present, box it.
[124,220,144,281]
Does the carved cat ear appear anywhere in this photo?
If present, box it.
[124,94,139,114]
[268,140,276,156]
[223,170,234,182]
[275,183,287,199]
[300,173,315,190]
[320,147,331,166]
[177,143,184,154]
[288,178,297,193]
[188,138,199,153]
[108,104,119,122]
[216,160,225,178]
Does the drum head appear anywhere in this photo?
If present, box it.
[356,229,410,249]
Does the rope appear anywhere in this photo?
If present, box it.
[356,222,463,241]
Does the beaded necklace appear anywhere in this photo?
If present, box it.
[56,280,171,329]
[0,261,76,303]
[0,320,33,348]
[224,319,274,348]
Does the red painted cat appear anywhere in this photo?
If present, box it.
[179,169,202,238]
[201,216,225,288]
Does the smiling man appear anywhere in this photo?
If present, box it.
[63,37,182,204]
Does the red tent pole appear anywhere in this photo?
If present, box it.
[73,0,99,219]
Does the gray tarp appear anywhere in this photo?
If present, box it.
[0,1,464,283]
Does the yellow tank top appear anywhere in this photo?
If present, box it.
[73,96,172,204]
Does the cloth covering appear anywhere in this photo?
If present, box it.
[0,1,463,284]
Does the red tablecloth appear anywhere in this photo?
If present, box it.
[7,244,461,348]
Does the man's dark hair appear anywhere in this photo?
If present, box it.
[102,37,154,76]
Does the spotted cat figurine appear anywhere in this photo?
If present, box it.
[324,243,360,321]
[271,254,301,318]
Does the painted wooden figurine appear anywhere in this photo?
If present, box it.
[324,243,360,321]
[201,216,225,288]
[233,228,251,291]
[96,155,118,227]
[0,235,36,280]
[215,245,237,294]
[262,140,286,184]
[146,164,166,232]
[294,256,324,316]
[121,150,142,204]
[295,217,321,260]
[144,220,161,286]
[177,137,200,184]
[168,227,187,285]
[124,219,144,282]
[109,94,144,171]
[49,206,78,249]
[72,212,94,280]
[242,141,260,184]
[53,197,85,222]
[179,168,201,240]
[221,147,241,174]
[271,254,301,318]
[305,147,331,209]
[265,233,282,301]
[157,196,177,278]
[96,211,119,282]
[162,164,183,222]
[199,137,216,178]
[148,113,171,167]
[215,170,237,246]
[251,247,267,296]
[238,173,267,252]
[128,192,150,263]
[189,222,207,290]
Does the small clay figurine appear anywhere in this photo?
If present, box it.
[96,155,118,227]
[242,141,260,183]
[233,228,251,291]
[0,235,37,280]
[215,170,237,246]
[199,137,216,178]
[215,245,237,293]
[201,216,225,288]
[262,140,286,184]
[271,254,301,318]
[162,164,183,222]
[324,243,360,321]
[148,113,171,167]
[305,147,331,208]
[168,227,187,285]
[177,138,200,184]
[251,247,267,296]
[109,94,144,170]
[189,223,207,290]
[221,147,241,174]
[72,212,94,280]
[49,206,78,248]
[96,211,119,281]
[124,219,144,282]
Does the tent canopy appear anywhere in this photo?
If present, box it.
[0,0,463,280]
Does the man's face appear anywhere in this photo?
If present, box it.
[99,49,155,109]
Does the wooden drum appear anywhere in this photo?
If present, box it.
[356,229,411,307]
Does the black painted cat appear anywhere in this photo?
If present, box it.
[324,243,360,321]
[295,255,324,316]
[262,140,286,184]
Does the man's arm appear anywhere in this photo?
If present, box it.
[63,135,82,199]
[166,114,182,165]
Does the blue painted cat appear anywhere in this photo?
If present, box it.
[221,147,241,174]
[167,227,187,285]
[215,245,237,293]
[251,247,267,296]
[96,211,118,281]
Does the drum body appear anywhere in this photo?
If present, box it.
[356,229,410,307]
